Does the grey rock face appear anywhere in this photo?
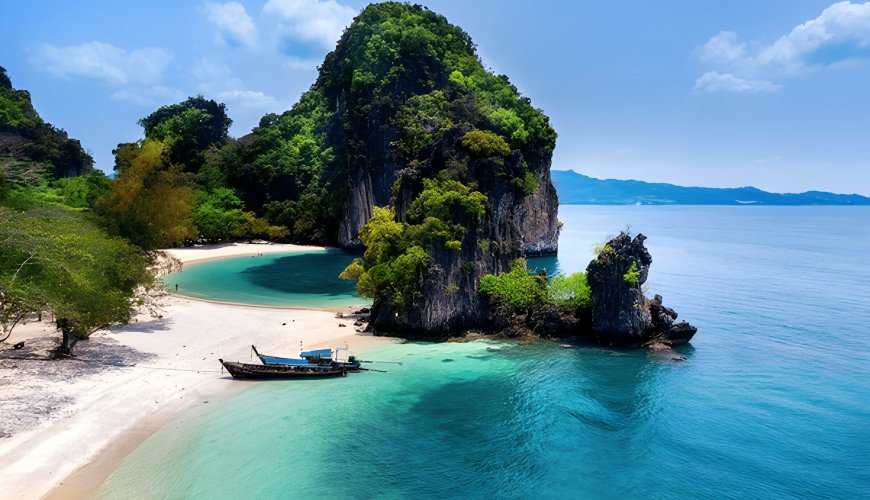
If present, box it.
[586,232,653,343]
[648,294,697,345]
[338,161,560,255]
[586,232,696,346]
[517,165,560,256]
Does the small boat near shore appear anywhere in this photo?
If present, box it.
[220,359,347,379]
[251,345,363,372]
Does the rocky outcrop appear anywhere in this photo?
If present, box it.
[648,294,697,345]
[586,232,696,346]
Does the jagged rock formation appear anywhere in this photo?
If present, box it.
[586,232,696,345]
[0,66,92,182]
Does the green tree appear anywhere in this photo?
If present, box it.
[97,139,196,250]
[192,188,245,242]
[53,170,112,209]
[339,207,430,307]
[0,203,152,355]
[138,95,232,173]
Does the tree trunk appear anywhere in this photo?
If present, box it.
[54,318,79,358]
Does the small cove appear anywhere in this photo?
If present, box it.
[164,248,368,310]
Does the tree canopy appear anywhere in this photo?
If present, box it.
[138,95,231,173]
[0,195,152,355]
[97,139,196,250]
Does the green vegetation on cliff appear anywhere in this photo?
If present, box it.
[0,66,93,182]
[479,259,591,312]
[342,174,488,307]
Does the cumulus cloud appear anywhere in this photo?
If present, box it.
[201,1,257,48]
[694,72,780,94]
[759,1,870,70]
[694,1,870,92]
[35,41,171,85]
[264,0,356,49]
[697,31,747,65]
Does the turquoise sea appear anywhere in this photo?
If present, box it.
[103,206,869,498]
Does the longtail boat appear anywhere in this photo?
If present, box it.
[251,345,362,372]
[220,359,346,379]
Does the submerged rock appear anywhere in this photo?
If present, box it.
[586,233,696,346]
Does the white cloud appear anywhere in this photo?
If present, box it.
[201,1,257,48]
[215,89,278,110]
[694,72,781,94]
[191,58,279,112]
[759,1,870,71]
[35,41,171,85]
[264,0,356,49]
[697,31,747,65]
[694,1,870,92]
[111,86,184,106]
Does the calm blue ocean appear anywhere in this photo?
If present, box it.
[102,206,870,499]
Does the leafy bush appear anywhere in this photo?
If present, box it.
[478,259,547,310]
[340,207,431,307]
[192,188,244,242]
[623,261,640,286]
[547,272,591,309]
[460,130,511,158]
[408,178,487,224]
[53,171,112,210]
[515,171,538,196]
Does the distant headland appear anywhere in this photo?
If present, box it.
[553,170,870,205]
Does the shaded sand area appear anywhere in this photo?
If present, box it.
[0,244,385,499]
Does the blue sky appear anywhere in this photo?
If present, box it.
[1,0,868,194]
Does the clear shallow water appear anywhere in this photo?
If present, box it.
[103,206,870,498]
[165,248,368,309]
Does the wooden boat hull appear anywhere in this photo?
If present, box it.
[220,360,346,379]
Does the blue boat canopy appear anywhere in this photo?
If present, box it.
[300,349,332,359]
[260,355,311,366]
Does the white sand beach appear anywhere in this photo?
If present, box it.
[0,244,386,499]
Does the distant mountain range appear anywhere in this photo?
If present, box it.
[551,170,870,206]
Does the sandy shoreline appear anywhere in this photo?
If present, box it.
[0,243,386,499]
